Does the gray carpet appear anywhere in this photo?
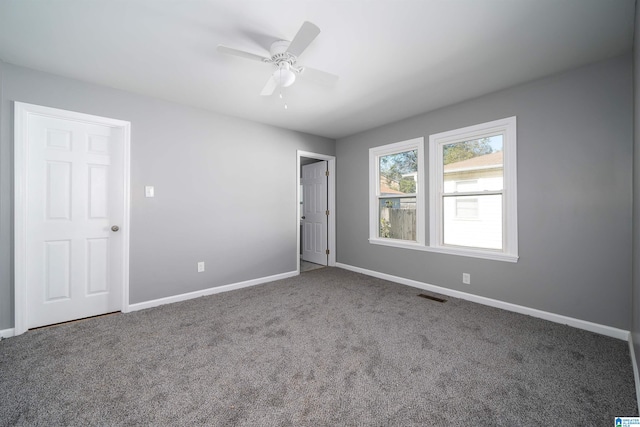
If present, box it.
[0,267,637,426]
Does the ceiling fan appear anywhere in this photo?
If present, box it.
[217,21,339,96]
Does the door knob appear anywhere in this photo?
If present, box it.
[111,225,120,232]
[301,216,306,220]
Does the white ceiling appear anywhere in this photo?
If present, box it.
[0,0,634,139]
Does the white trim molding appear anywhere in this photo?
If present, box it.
[0,329,15,339]
[336,262,629,340]
[368,238,518,263]
[129,270,298,312]
[296,151,336,272]
[13,102,131,335]
[369,137,425,247]
[629,334,640,414]
[429,117,518,262]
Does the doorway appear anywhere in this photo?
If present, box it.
[14,102,131,335]
[297,151,335,273]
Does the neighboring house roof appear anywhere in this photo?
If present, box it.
[444,151,503,173]
[380,177,404,194]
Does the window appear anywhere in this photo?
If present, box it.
[369,138,424,247]
[368,118,517,262]
[429,117,517,261]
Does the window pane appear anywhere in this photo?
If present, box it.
[455,197,478,219]
[379,197,416,240]
[379,150,418,195]
[443,136,503,193]
[443,194,502,250]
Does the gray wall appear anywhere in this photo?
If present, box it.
[0,62,335,330]
[336,54,633,330]
[632,3,640,382]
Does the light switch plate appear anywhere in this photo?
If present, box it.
[145,186,154,198]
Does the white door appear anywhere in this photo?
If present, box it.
[23,110,126,329]
[301,161,327,265]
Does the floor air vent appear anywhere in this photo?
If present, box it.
[418,294,447,303]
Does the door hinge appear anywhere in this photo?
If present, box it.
[325,249,330,255]
[325,170,329,176]
[326,210,330,216]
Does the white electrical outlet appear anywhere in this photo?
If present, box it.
[462,273,470,285]
[197,261,205,273]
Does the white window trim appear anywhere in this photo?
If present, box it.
[369,137,425,247]
[429,116,518,262]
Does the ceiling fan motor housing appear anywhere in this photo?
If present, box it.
[268,41,301,71]
[270,40,290,56]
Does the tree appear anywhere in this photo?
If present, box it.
[399,177,416,193]
[380,150,417,193]
[443,138,493,165]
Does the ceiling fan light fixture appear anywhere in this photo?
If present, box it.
[273,63,296,88]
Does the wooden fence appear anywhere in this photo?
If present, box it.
[380,208,416,241]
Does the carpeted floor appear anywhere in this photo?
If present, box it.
[0,267,637,426]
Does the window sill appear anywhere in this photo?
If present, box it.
[369,238,423,251]
[369,238,518,263]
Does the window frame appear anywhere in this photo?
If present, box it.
[429,116,518,262]
[369,137,425,248]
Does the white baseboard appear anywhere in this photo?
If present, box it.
[0,328,15,339]
[629,334,640,413]
[128,270,299,312]
[336,262,630,340]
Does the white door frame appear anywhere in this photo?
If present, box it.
[14,102,131,336]
[297,151,336,272]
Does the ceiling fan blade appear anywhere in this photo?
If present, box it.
[286,21,320,57]
[260,76,277,96]
[217,45,269,62]
[301,66,339,85]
